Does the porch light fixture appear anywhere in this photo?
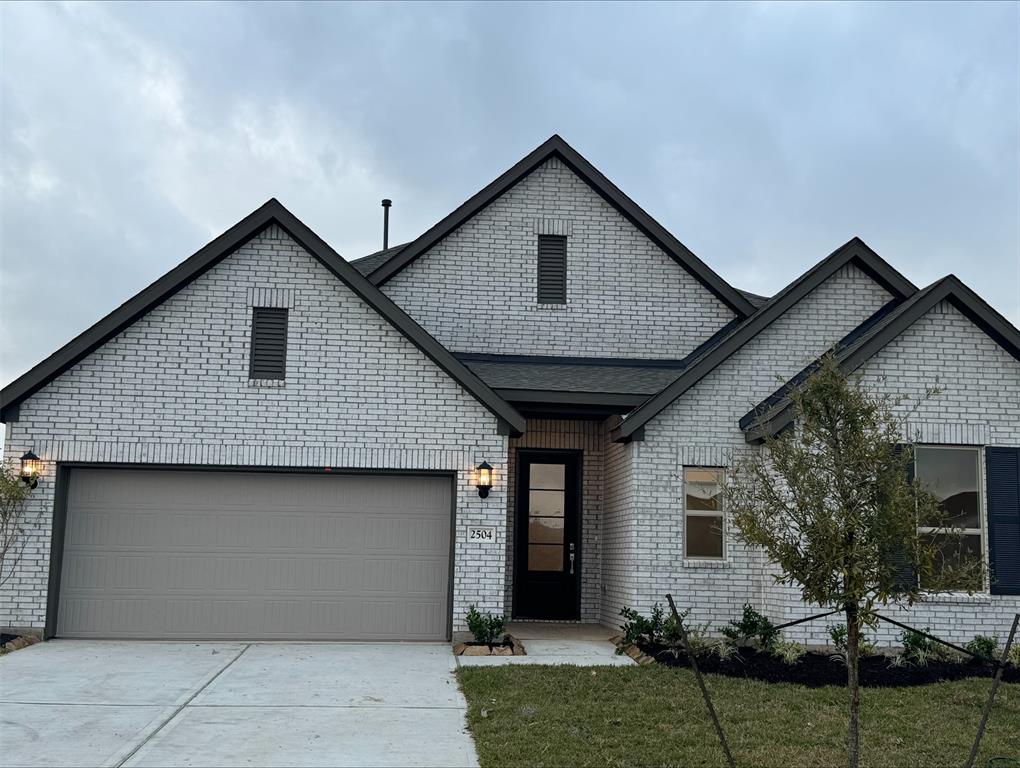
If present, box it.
[476,461,493,499]
[20,451,40,489]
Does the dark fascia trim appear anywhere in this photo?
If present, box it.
[0,199,526,436]
[367,134,757,318]
[611,237,919,442]
[741,275,1020,442]
[496,389,648,407]
[459,352,693,369]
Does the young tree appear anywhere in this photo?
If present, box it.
[727,355,981,768]
[0,467,32,589]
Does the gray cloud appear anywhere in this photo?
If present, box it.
[2,0,1018,397]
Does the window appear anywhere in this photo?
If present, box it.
[249,307,288,380]
[915,445,983,591]
[684,467,725,559]
[537,234,567,304]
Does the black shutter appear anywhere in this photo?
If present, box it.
[889,444,917,591]
[537,234,567,304]
[249,307,288,380]
[986,447,1020,595]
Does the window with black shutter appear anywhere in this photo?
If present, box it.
[537,234,567,304]
[249,307,288,380]
[986,447,1020,595]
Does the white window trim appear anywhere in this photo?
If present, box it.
[914,444,988,594]
[683,466,726,562]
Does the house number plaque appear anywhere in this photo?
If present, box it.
[466,526,497,543]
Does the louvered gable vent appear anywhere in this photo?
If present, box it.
[249,307,288,380]
[537,234,567,304]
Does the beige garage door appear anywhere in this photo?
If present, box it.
[56,469,453,640]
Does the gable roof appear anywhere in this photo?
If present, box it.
[364,134,758,318]
[0,199,526,435]
[610,236,919,442]
[740,274,1020,442]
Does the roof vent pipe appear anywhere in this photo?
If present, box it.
[381,199,392,250]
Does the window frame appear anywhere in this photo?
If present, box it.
[913,444,987,593]
[683,466,726,561]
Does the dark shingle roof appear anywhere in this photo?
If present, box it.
[457,322,740,397]
[737,289,770,309]
[460,356,688,395]
[350,243,409,276]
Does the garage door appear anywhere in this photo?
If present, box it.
[56,469,453,640]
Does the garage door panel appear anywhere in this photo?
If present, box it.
[57,469,452,640]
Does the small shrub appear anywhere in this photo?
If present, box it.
[466,605,506,645]
[1008,644,1020,668]
[899,628,956,666]
[620,603,693,645]
[720,603,779,650]
[620,604,666,644]
[829,623,876,660]
[963,635,999,662]
[770,639,806,665]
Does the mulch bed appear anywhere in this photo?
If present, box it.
[0,634,17,646]
[635,641,1020,688]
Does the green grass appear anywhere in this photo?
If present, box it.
[458,664,1020,767]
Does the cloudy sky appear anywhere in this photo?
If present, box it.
[1,1,1018,394]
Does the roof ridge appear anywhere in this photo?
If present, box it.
[740,273,1020,441]
[1,200,526,434]
[366,134,758,317]
[611,236,919,441]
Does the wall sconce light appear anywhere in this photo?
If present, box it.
[20,451,40,489]
[476,461,493,499]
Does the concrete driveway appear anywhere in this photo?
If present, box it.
[0,640,479,768]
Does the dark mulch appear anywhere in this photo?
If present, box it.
[638,641,1020,688]
[0,633,18,646]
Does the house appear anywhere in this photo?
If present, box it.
[1,135,1018,645]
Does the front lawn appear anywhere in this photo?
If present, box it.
[458,664,1020,767]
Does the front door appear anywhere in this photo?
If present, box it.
[514,450,581,620]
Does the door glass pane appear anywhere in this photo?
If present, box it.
[530,463,565,490]
[529,490,564,517]
[529,517,564,544]
[686,515,724,559]
[915,447,980,529]
[528,544,564,571]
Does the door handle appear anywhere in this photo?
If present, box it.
[569,552,575,575]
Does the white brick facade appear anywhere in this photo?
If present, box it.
[630,277,1020,646]
[1,225,509,634]
[4,145,1017,649]
[383,157,736,359]
[626,264,892,627]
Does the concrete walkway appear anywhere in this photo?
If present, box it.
[456,622,634,667]
[0,640,478,768]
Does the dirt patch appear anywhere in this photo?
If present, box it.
[632,641,1019,688]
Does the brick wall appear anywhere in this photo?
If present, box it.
[629,264,894,630]
[767,302,1020,646]
[1,225,509,634]
[383,157,736,359]
[602,438,638,627]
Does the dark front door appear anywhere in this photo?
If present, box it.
[514,450,581,620]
